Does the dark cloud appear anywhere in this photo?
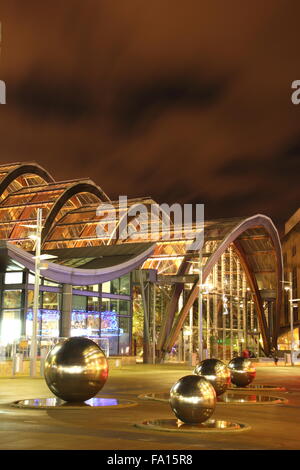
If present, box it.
[114,75,229,133]
[12,69,96,121]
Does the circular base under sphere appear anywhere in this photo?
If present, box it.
[194,359,231,396]
[228,357,256,388]
[44,337,109,402]
[170,375,216,424]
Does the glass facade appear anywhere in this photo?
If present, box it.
[0,266,132,356]
[0,162,283,362]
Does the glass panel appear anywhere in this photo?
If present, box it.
[119,317,130,355]
[1,309,21,344]
[102,281,111,293]
[41,310,60,337]
[43,279,59,287]
[2,290,22,308]
[72,295,87,310]
[4,272,23,284]
[110,300,118,313]
[100,311,119,355]
[120,274,130,295]
[71,312,88,337]
[119,300,130,316]
[26,310,60,338]
[111,279,120,294]
[87,296,99,311]
[42,292,60,310]
[70,311,100,338]
[86,313,100,337]
[87,284,99,292]
[28,273,35,284]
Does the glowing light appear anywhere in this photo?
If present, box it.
[0,318,21,345]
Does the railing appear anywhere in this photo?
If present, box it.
[0,335,110,375]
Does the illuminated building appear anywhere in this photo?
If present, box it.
[279,209,300,350]
[0,162,283,360]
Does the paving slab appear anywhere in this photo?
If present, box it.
[0,364,299,450]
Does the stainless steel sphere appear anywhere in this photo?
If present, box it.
[170,375,216,424]
[228,357,256,387]
[194,358,231,396]
[44,337,109,402]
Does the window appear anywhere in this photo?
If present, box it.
[44,279,59,287]
[292,267,298,298]
[292,245,297,257]
[1,309,21,344]
[4,272,23,284]
[28,273,35,284]
[42,292,60,310]
[87,296,99,311]
[119,317,130,355]
[72,295,87,311]
[111,279,120,295]
[120,274,130,295]
[284,290,289,325]
[70,311,100,338]
[101,275,131,295]
[101,281,111,293]
[87,284,99,292]
[2,290,22,309]
[119,300,130,315]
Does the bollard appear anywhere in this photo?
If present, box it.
[40,347,48,376]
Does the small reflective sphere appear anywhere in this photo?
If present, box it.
[170,375,216,424]
[228,357,256,387]
[194,359,231,396]
[44,337,109,402]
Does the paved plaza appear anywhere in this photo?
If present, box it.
[0,364,300,450]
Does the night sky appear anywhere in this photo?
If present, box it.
[1,1,300,231]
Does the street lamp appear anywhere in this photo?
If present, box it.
[198,250,203,362]
[21,209,57,377]
[188,260,215,363]
[283,273,296,367]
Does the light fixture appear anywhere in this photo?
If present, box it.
[33,254,58,260]
[20,223,44,229]
[29,234,39,241]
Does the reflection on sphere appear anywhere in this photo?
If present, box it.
[194,358,231,395]
[44,337,109,402]
[170,375,216,424]
[228,357,256,387]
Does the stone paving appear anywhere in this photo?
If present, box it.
[0,364,299,450]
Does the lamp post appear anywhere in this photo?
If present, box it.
[25,208,43,377]
[21,209,57,377]
[289,272,294,366]
[198,250,203,362]
[283,274,296,367]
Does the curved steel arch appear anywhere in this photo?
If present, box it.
[162,214,283,356]
[3,240,155,286]
[42,182,106,244]
[0,163,54,198]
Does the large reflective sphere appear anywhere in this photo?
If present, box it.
[44,337,109,402]
[170,375,216,424]
[194,359,231,396]
[228,357,256,387]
